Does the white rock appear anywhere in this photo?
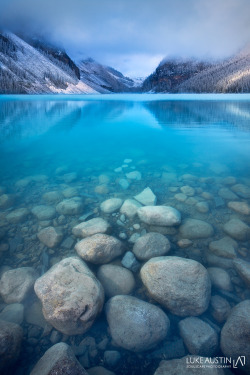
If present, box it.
[134,187,157,206]
[137,206,181,226]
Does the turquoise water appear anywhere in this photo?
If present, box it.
[0,94,250,374]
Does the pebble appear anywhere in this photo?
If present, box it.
[134,187,157,206]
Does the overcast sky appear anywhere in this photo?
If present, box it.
[1,0,250,77]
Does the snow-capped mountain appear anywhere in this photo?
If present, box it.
[0,31,97,94]
[142,58,212,92]
[178,46,250,93]
[78,58,137,93]
[142,47,250,93]
[0,31,139,94]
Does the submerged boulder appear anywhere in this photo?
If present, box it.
[137,206,181,226]
[34,257,104,335]
[100,198,123,214]
[75,234,124,264]
[6,208,29,224]
[209,237,237,259]
[223,218,250,241]
[178,317,218,356]
[133,232,171,260]
[30,342,88,375]
[105,295,170,352]
[140,256,211,316]
[179,219,214,239]
[56,198,83,215]
[72,218,111,238]
[31,205,56,220]
[221,300,250,373]
[37,226,63,248]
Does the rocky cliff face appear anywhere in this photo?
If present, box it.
[78,58,137,93]
[142,58,211,92]
[142,47,250,93]
[0,31,96,94]
[0,32,138,94]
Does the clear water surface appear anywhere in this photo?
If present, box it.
[0,94,250,374]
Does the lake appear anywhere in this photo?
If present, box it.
[0,94,250,374]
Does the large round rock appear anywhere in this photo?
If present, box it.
[220,300,250,373]
[133,232,171,260]
[179,219,214,239]
[137,206,181,226]
[105,295,170,352]
[30,342,88,375]
[34,257,104,335]
[75,234,124,264]
[140,256,211,316]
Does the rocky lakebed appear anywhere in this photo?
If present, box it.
[0,157,250,375]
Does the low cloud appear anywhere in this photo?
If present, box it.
[1,0,249,76]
